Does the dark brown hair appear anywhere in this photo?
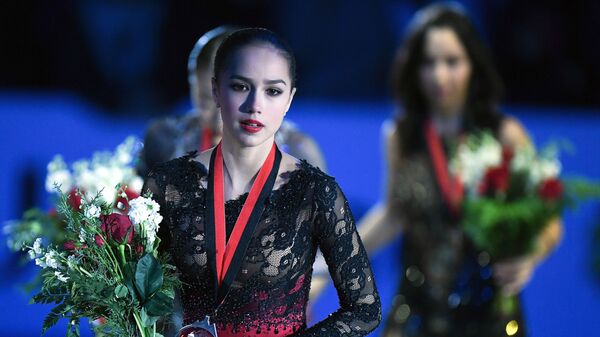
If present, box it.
[214,28,297,88]
[392,3,503,154]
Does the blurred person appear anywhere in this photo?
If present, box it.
[356,4,562,337]
[137,26,328,178]
[144,27,381,337]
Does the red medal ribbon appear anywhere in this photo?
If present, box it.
[424,119,464,216]
[200,127,214,152]
[212,142,277,285]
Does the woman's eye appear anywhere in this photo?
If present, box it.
[446,57,459,67]
[230,83,248,92]
[266,88,283,96]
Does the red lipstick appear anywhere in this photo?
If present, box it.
[239,119,264,133]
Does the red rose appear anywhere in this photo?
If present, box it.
[68,189,82,211]
[114,187,140,212]
[539,178,563,201]
[479,166,510,195]
[501,147,514,167]
[95,213,135,246]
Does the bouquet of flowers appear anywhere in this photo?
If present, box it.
[26,188,179,337]
[450,132,566,260]
[5,137,143,256]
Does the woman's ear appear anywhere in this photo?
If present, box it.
[211,77,221,108]
[284,87,297,115]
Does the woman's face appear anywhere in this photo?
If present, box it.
[212,43,295,147]
[419,27,472,117]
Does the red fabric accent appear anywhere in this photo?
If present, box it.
[213,142,277,285]
[424,119,464,216]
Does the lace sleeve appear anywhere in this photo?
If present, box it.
[297,177,381,336]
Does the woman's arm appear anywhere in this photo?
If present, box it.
[296,179,381,336]
[358,120,404,255]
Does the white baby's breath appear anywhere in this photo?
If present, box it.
[33,238,43,255]
[128,196,163,249]
[44,250,61,270]
[55,271,69,283]
[35,257,47,268]
[84,204,101,219]
[49,137,143,206]
[451,133,502,195]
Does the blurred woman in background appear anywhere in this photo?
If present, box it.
[358,3,562,336]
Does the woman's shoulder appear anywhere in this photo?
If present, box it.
[148,151,208,181]
[279,152,336,193]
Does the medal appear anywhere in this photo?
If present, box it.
[178,316,218,337]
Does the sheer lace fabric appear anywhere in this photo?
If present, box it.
[144,154,381,337]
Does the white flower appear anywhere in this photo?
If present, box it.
[115,136,139,165]
[128,197,162,226]
[84,204,101,219]
[28,249,36,260]
[67,255,78,268]
[32,238,43,255]
[44,250,60,270]
[128,176,144,195]
[54,271,69,283]
[35,257,47,268]
[79,228,87,243]
[128,196,163,248]
[46,170,73,194]
[530,157,561,186]
[46,156,73,193]
[451,134,502,195]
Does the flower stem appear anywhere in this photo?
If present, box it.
[133,312,146,337]
[118,244,127,267]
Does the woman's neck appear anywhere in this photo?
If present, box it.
[220,135,275,199]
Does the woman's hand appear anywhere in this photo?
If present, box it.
[492,255,539,296]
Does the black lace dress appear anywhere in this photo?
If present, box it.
[143,154,381,337]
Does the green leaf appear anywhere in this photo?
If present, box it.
[135,253,163,301]
[140,307,159,327]
[114,284,129,298]
[123,261,138,297]
[145,291,174,317]
[41,302,68,333]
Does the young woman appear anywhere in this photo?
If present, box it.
[144,28,381,337]
[138,26,327,179]
[357,4,562,337]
